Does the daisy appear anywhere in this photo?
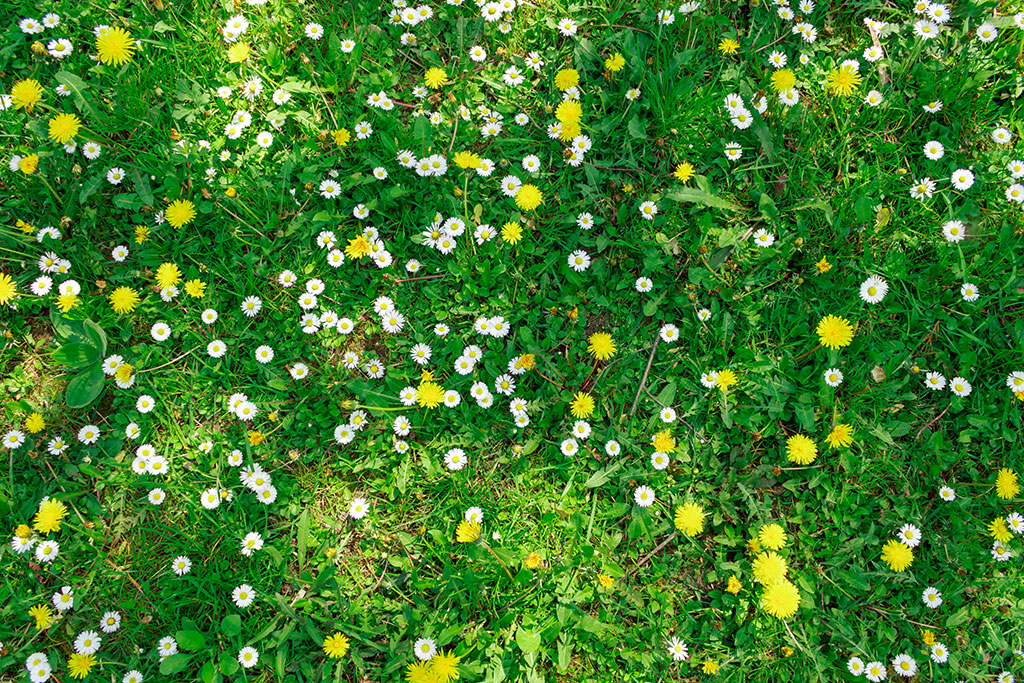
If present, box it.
[898,523,922,547]
[859,276,889,304]
[924,372,946,391]
[960,283,979,302]
[634,485,655,507]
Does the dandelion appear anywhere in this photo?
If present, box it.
[825,424,853,449]
[424,68,447,89]
[515,184,543,211]
[48,113,82,143]
[429,650,461,683]
[29,605,53,629]
[33,499,68,534]
[554,69,579,91]
[673,162,695,183]
[96,26,135,66]
[758,524,787,550]
[11,79,44,111]
[816,315,854,349]
[996,468,1019,499]
[785,434,817,464]
[165,200,196,229]
[67,653,96,679]
[0,273,18,306]
[109,287,140,314]
[718,37,740,54]
[761,580,800,619]
[322,632,350,658]
[569,392,594,419]
[587,333,616,360]
[881,539,913,571]
[715,369,737,391]
[674,502,705,536]
[456,521,481,543]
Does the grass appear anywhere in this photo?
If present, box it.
[1,0,1024,681]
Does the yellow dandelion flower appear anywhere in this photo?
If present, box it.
[605,52,625,72]
[725,575,742,594]
[155,263,182,290]
[514,184,543,211]
[416,381,445,409]
[816,315,854,350]
[554,68,579,91]
[753,551,788,585]
[501,222,523,245]
[406,661,433,683]
[18,154,40,175]
[715,369,738,391]
[11,79,44,111]
[524,552,542,569]
[322,632,350,658]
[673,162,695,183]
[33,499,68,534]
[718,38,740,54]
[109,286,140,314]
[703,659,721,674]
[429,649,462,683]
[48,113,82,144]
[758,524,788,550]
[453,151,481,169]
[826,64,862,97]
[456,521,481,543]
[134,226,150,243]
[95,26,135,66]
[227,42,251,63]
[165,199,196,229]
[425,67,448,89]
[881,539,913,572]
[587,333,616,361]
[652,430,675,454]
[570,392,595,419]
[770,69,796,93]
[184,279,207,298]
[115,363,134,385]
[332,128,351,147]
[825,424,854,449]
[761,580,800,619]
[57,293,78,313]
[67,653,96,679]
[815,257,832,274]
[674,502,705,537]
[555,100,582,124]
[25,413,46,433]
[785,434,817,465]
[29,604,53,630]
[598,573,615,589]
[996,468,1019,499]
[0,272,18,306]
[345,235,371,259]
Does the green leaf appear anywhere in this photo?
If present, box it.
[665,188,742,211]
[296,509,310,571]
[199,659,216,683]
[79,173,106,203]
[81,320,107,356]
[218,651,240,676]
[584,462,620,488]
[220,614,242,637]
[159,654,195,676]
[66,364,105,409]
[52,343,100,369]
[176,630,207,651]
[515,626,542,654]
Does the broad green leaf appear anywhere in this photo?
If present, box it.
[66,364,105,409]
[159,653,195,676]
[52,342,100,369]
[665,188,742,211]
[515,626,542,654]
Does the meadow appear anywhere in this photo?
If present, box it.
[1,0,1023,681]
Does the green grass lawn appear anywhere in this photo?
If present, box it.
[1,0,1023,681]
